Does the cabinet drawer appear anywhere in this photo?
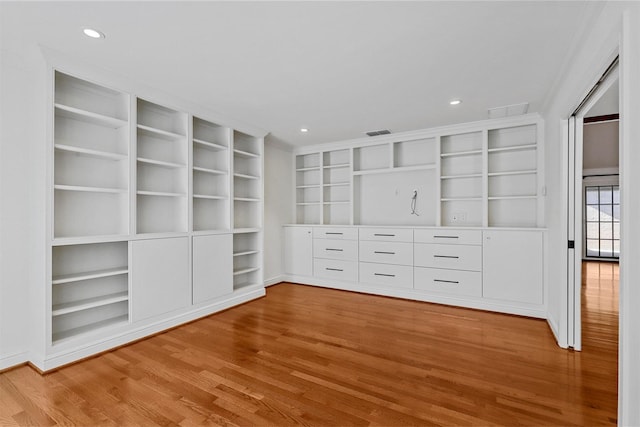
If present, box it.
[313,227,358,240]
[414,243,481,271]
[414,229,482,245]
[359,262,413,289]
[414,267,482,297]
[314,259,357,282]
[313,239,357,261]
[359,228,413,243]
[359,241,413,265]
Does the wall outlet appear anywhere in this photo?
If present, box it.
[451,212,467,223]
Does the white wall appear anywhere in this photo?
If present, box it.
[0,46,47,368]
[263,141,293,284]
[542,2,640,425]
[583,121,619,171]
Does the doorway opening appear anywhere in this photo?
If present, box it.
[567,58,619,352]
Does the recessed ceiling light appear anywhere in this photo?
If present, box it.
[450,99,462,106]
[300,128,309,133]
[83,28,105,39]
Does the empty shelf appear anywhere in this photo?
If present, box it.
[52,267,128,285]
[52,291,128,317]
[55,104,127,129]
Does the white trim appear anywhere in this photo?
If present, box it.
[619,8,640,425]
[283,275,547,319]
[546,312,563,348]
[0,352,29,372]
[264,276,285,287]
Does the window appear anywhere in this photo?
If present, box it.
[585,185,619,258]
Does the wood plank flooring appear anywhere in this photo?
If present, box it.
[0,269,618,426]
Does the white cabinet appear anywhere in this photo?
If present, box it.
[283,225,545,318]
[131,237,190,322]
[193,234,232,304]
[284,227,313,276]
[482,230,543,304]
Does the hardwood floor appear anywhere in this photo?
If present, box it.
[0,275,618,426]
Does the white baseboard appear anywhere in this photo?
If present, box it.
[546,311,566,348]
[0,351,28,371]
[264,275,285,287]
[283,275,547,319]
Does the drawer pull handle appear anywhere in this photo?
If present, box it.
[374,233,395,237]
[434,279,459,284]
[326,248,343,252]
[434,255,459,259]
[326,268,344,272]
[326,232,343,235]
[374,251,395,255]
[433,235,459,239]
[375,273,396,277]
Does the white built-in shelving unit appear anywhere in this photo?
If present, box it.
[294,115,543,228]
[47,70,264,363]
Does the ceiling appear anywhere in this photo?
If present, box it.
[1,1,597,147]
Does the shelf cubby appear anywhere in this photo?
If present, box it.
[297,153,321,170]
[393,138,437,167]
[488,124,536,150]
[323,203,350,225]
[441,199,483,227]
[441,176,483,200]
[323,149,349,168]
[136,193,187,234]
[488,198,538,227]
[55,72,128,123]
[488,174,537,198]
[353,144,389,172]
[54,190,128,238]
[441,132,482,156]
[51,242,128,344]
[137,99,187,137]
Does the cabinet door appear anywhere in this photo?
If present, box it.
[284,227,312,276]
[193,234,233,304]
[482,230,543,304]
[132,237,190,322]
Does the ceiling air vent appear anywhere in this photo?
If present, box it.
[365,129,391,137]
[488,102,529,119]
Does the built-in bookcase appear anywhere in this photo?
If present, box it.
[136,99,188,234]
[49,70,265,358]
[192,117,230,231]
[53,71,130,239]
[293,116,543,228]
[51,242,129,344]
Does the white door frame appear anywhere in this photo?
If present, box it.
[567,63,619,351]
